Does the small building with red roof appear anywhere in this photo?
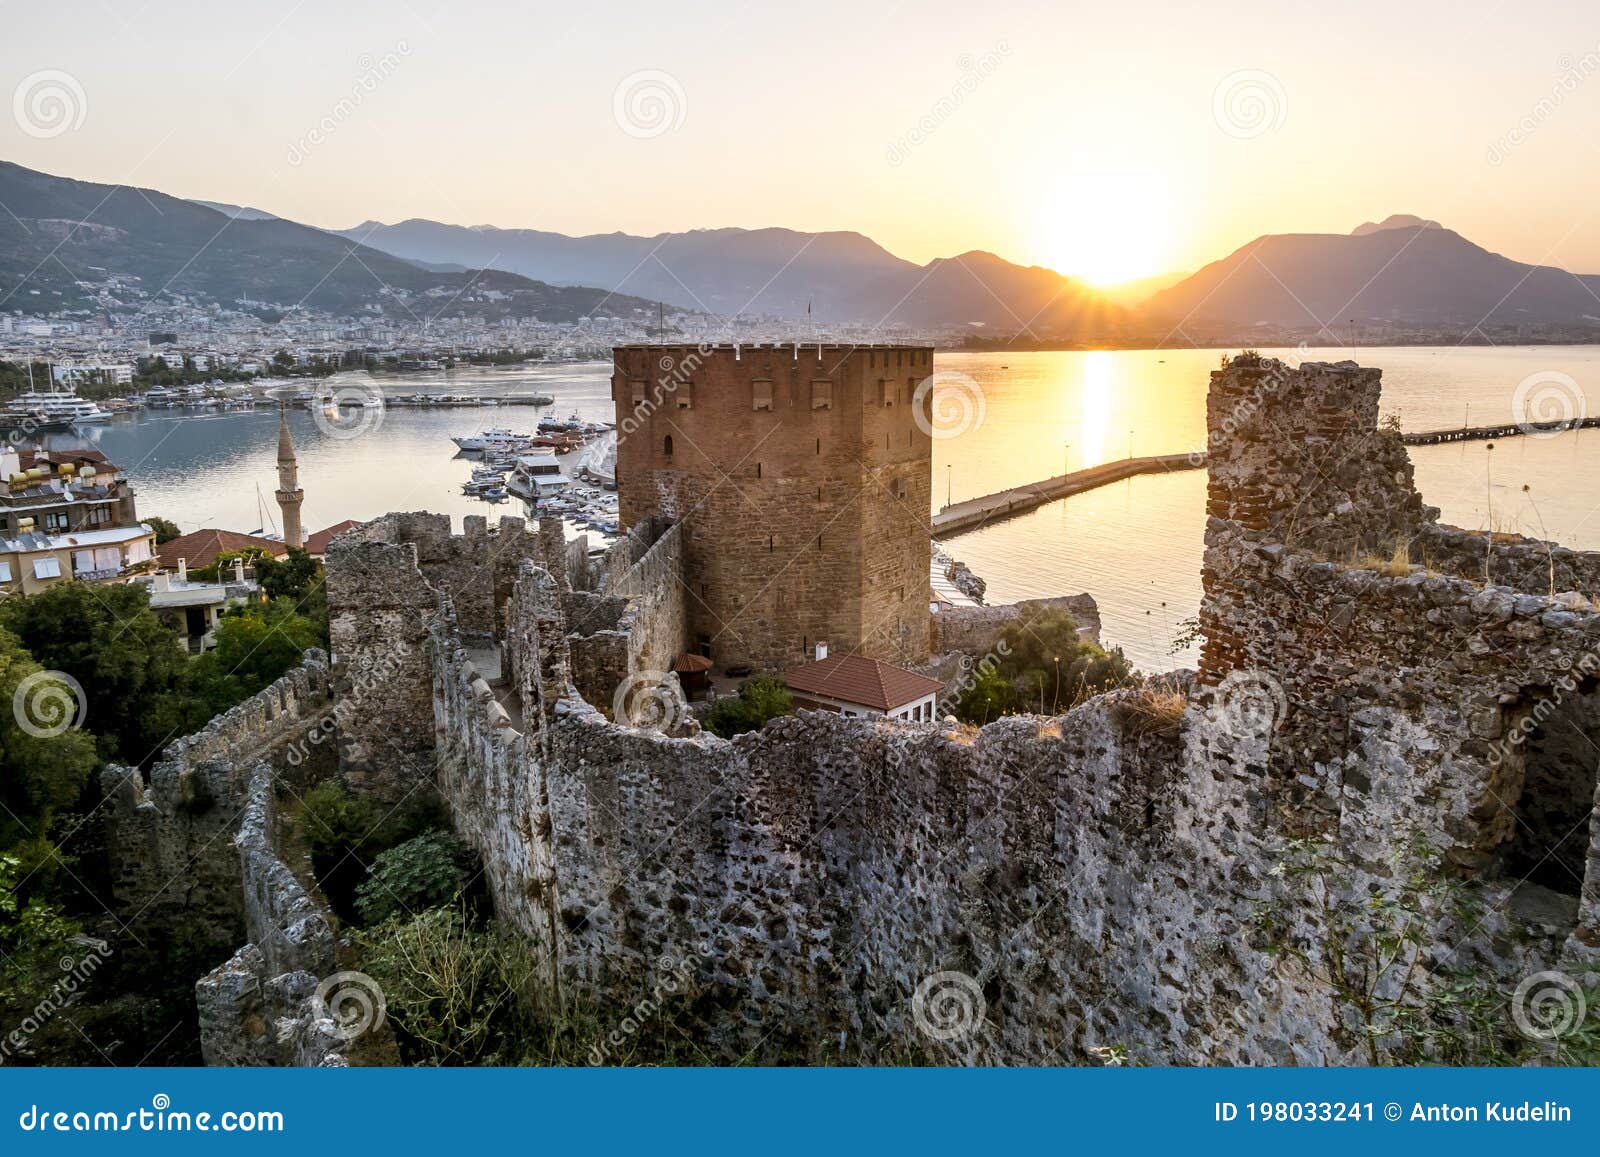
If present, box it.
[782,650,944,722]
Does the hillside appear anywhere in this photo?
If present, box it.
[1144,216,1600,329]
[0,162,674,323]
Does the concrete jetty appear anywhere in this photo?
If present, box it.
[930,417,1589,540]
[931,452,1202,538]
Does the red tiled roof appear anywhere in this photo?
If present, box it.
[783,654,943,711]
[156,529,286,571]
[305,519,360,556]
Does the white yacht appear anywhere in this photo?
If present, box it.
[6,386,111,425]
[451,428,532,453]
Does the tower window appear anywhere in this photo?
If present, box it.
[811,380,833,410]
[767,535,774,552]
[663,434,674,458]
[676,381,693,409]
[756,462,762,479]
[752,379,773,411]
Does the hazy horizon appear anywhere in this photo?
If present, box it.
[7,0,1600,286]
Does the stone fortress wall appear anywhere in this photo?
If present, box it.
[101,353,1600,1065]
[100,653,381,1066]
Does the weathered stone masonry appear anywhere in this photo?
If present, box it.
[104,354,1600,1065]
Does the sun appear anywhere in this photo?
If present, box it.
[1038,163,1173,287]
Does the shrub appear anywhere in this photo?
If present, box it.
[299,779,448,919]
[702,674,793,738]
[355,832,474,926]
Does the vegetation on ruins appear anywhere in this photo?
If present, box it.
[0,567,335,1064]
[702,674,794,738]
[1252,836,1600,1066]
[954,607,1134,724]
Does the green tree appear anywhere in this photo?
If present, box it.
[144,516,181,545]
[992,607,1133,714]
[954,667,1018,725]
[702,674,793,738]
[187,600,323,718]
[0,583,192,764]
[254,549,327,640]
[0,630,99,861]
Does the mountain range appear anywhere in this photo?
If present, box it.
[333,218,1122,334]
[1144,214,1600,330]
[0,162,673,324]
[5,160,1600,337]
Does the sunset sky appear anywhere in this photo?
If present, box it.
[6,0,1600,284]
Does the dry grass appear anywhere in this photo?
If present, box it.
[1116,686,1188,737]
[1347,541,1413,577]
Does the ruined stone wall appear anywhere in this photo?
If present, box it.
[100,652,375,1067]
[931,594,1102,654]
[325,513,545,802]
[1415,522,1600,595]
[101,652,336,942]
[1204,357,1432,558]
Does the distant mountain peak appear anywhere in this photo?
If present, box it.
[1351,214,1442,236]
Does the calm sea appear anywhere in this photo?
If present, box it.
[59,348,1600,672]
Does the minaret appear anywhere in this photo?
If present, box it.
[275,405,305,550]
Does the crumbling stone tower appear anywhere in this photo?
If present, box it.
[612,343,933,670]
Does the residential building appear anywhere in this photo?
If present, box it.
[781,651,943,722]
[0,447,156,594]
